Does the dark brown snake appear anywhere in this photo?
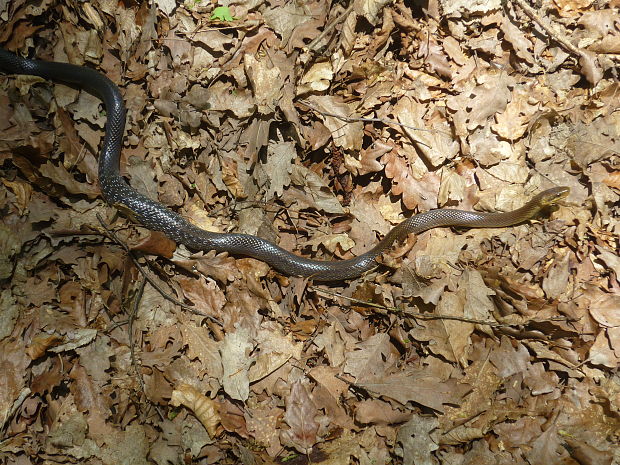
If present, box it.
[0,48,570,280]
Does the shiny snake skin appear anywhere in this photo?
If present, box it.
[0,48,570,280]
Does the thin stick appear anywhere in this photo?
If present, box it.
[309,286,569,328]
[96,213,223,326]
[128,277,165,421]
[300,98,439,136]
[307,4,355,52]
[510,0,582,57]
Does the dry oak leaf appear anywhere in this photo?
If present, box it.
[48,329,98,354]
[246,404,283,456]
[25,334,64,360]
[427,292,473,366]
[297,61,333,95]
[180,318,224,381]
[197,81,254,118]
[393,95,457,167]
[289,164,344,214]
[357,371,468,412]
[263,1,314,46]
[244,53,283,115]
[355,399,411,425]
[0,338,30,429]
[263,140,296,199]
[553,0,594,17]
[500,15,535,64]
[446,72,513,133]
[396,415,439,465]
[170,383,221,437]
[440,0,501,17]
[489,337,532,377]
[588,293,620,327]
[305,95,363,151]
[282,380,320,454]
[343,333,396,381]
[99,424,150,465]
[525,423,567,465]
[319,428,389,465]
[220,326,254,401]
[313,321,356,368]
[492,84,541,140]
[588,330,620,368]
[354,0,393,25]
[250,327,303,382]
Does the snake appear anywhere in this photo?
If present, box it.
[0,48,570,281]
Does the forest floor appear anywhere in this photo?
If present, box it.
[0,0,619,464]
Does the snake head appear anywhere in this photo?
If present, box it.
[536,186,570,207]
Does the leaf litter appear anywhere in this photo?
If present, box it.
[0,0,619,464]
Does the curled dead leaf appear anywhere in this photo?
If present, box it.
[26,334,64,360]
[170,383,221,437]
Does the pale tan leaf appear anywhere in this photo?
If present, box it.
[282,381,320,453]
[170,384,221,437]
[220,327,254,401]
[357,372,467,412]
[297,62,333,95]
[354,0,392,25]
[289,164,345,214]
[343,333,394,380]
[244,54,283,115]
[396,415,439,465]
[305,95,364,151]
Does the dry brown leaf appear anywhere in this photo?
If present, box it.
[25,334,63,360]
[501,16,535,64]
[170,383,221,437]
[589,331,620,368]
[579,51,603,86]
[180,319,224,381]
[0,339,30,429]
[297,62,333,95]
[588,293,620,327]
[289,164,344,214]
[263,2,314,46]
[394,96,457,167]
[412,291,472,365]
[562,437,614,465]
[525,423,567,465]
[553,0,594,17]
[396,415,439,465]
[220,326,254,401]
[305,95,364,151]
[355,399,411,425]
[244,54,283,115]
[2,0,619,461]
[313,321,355,367]
[358,371,468,412]
[263,140,296,199]
[343,333,395,380]
[489,337,531,377]
[282,380,320,453]
[246,403,283,456]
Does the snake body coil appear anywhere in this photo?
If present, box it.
[0,49,569,280]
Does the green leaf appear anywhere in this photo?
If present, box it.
[210,6,235,22]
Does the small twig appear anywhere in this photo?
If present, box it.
[300,98,439,136]
[510,0,582,57]
[300,99,453,151]
[309,285,569,328]
[128,277,165,421]
[96,213,223,326]
[307,4,355,52]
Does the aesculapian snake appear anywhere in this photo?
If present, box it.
[0,48,569,281]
